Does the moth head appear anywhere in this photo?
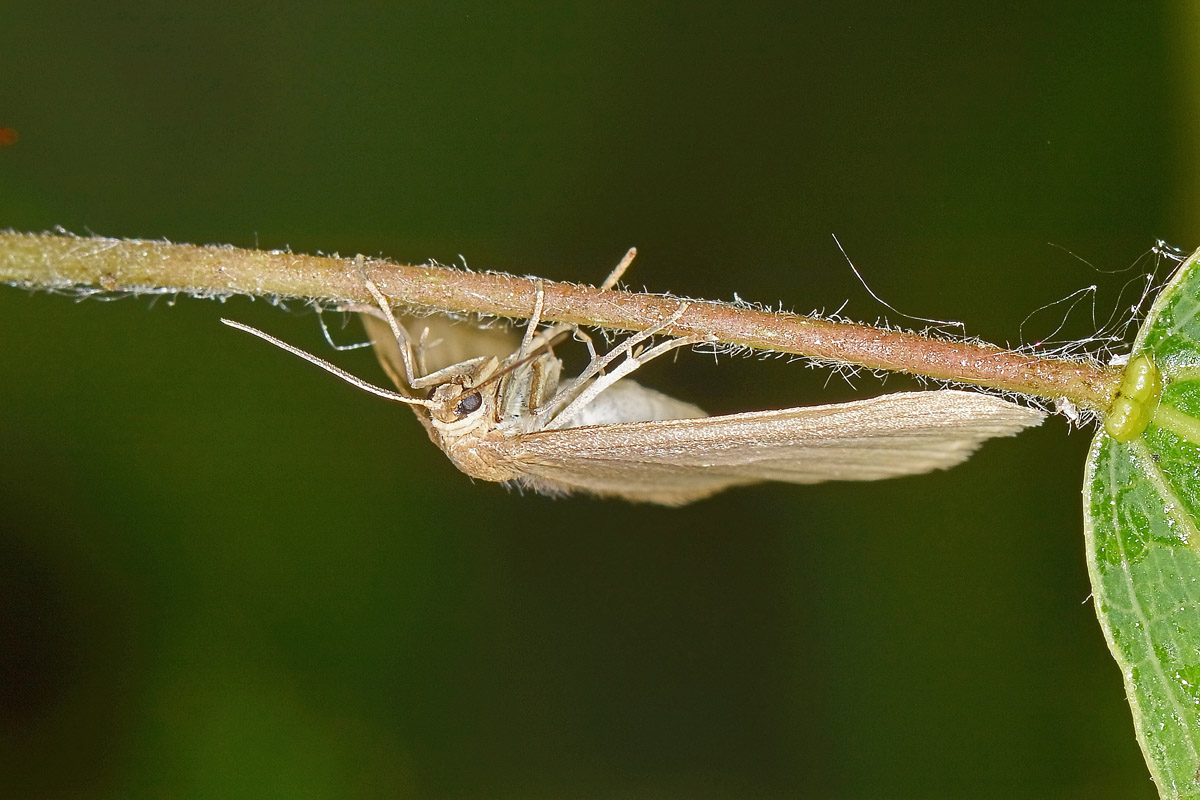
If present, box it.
[427,378,497,431]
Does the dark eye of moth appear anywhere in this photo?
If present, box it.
[455,391,483,417]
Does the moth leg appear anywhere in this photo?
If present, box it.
[414,325,437,377]
[564,302,691,390]
[599,247,637,290]
[506,249,638,372]
[570,326,600,363]
[543,249,635,362]
[519,284,588,359]
[518,248,637,359]
[355,254,423,388]
[340,301,386,320]
[546,332,713,429]
[547,247,635,358]
[526,353,562,413]
[537,302,696,420]
[519,280,548,358]
[316,308,374,351]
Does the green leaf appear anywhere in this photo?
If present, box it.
[1086,246,1200,799]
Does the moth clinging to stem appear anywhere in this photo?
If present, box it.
[223,249,1044,504]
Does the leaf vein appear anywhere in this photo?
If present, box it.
[1115,439,1200,790]
[1130,438,1200,547]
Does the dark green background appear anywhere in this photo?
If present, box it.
[0,3,1192,798]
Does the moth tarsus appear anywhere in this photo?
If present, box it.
[225,251,1046,504]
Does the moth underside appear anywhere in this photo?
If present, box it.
[226,251,1045,505]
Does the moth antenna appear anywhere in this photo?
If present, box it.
[221,319,434,408]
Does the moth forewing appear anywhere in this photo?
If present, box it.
[496,390,1045,505]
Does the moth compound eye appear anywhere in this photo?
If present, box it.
[454,391,483,418]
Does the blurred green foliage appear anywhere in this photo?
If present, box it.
[0,2,1192,798]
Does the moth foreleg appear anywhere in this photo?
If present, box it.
[356,254,421,389]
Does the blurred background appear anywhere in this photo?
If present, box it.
[1,2,1195,798]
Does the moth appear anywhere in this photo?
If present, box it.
[223,251,1044,505]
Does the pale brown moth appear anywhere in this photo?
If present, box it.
[223,251,1044,505]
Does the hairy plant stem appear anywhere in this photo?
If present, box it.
[0,231,1121,410]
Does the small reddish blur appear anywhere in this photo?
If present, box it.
[0,128,19,146]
